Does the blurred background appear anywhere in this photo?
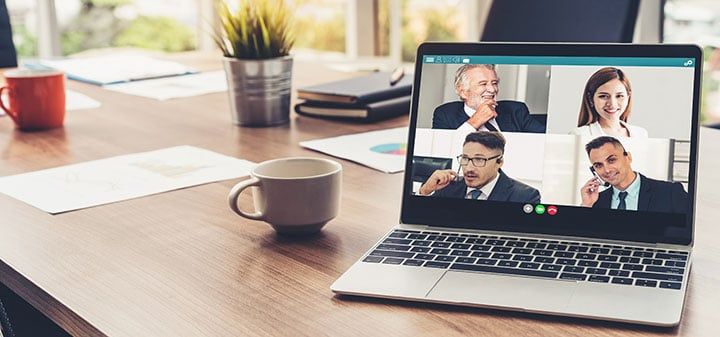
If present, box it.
[6,0,720,123]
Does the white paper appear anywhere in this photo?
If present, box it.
[0,146,255,214]
[38,55,196,85]
[103,71,228,100]
[66,90,101,110]
[300,127,407,173]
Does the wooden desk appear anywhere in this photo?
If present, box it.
[1,57,719,337]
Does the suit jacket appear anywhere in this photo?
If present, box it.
[593,173,688,214]
[431,100,546,133]
[434,170,541,204]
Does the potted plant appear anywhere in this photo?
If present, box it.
[214,0,295,126]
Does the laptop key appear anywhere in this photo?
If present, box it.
[491,253,513,260]
[655,253,688,261]
[431,242,452,248]
[526,242,547,249]
[585,268,607,275]
[577,260,599,267]
[567,245,589,253]
[600,262,621,269]
[541,264,562,271]
[450,263,559,279]
[363,256,383,263]
[377,244,411,252]
[619,257,641,263]
[435,255,456,262]
[631,272,683,282]
[608,270,630,277]
[659,281,682,290]
[402,259,425,266]
[451,250,472,257]
[430,248,451,255]
[621,264,644,271]
[546,244,568,251]
[554,251,575,258]
[534,257,555,263]
[632,251,654,258]
[370,250,415,259]
[505,241,526,248]
[519,262,541,269]
[611,249,632,256]
[588,275,611,283]
[451,243,472,250]
[425,261,451,269]
[635,279,658,287]
[383,238,413,245]
[382,258,405,265]
[456,257,477,264]
[406,234,427,240]
[476,258,498,266]
[665,261,686,267]
[563,266,584,273]
[555,258,576,266]
[411,240,432,247]
[491,246,512,253]
[486,239,506,246]
[388,232,408,238]
[512,248,533,254]
[414,254,436,260]
[410,247,431,253]
[611,277,633,285]
[597,255,619,262]
[589,247,610,254]
[512,255,534,262]
[471,244,492,251]
[560,273,586,281]
[642,258,664,265]
[497,260,520,268]
[575,253,597,260]
[533,250,554,256]
[465,238,485,244]
[471,251,492,258]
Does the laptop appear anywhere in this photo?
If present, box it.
[332,42,701,326]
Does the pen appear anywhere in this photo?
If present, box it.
[389,66,405,86]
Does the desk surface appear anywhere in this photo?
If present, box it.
[1,56,719,337]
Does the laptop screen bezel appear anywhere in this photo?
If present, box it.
[400,42,701,246]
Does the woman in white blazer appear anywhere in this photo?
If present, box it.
[571,67,648,138]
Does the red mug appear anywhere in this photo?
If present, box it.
[1,69,66,131]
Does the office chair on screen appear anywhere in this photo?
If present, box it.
[481,0,640,43]
[0,0,17,68]
[412,157,454,183]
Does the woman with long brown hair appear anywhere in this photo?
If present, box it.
[571,67,648,138]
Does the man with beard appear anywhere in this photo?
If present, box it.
[417,131,541,203]
[431,64,545,133]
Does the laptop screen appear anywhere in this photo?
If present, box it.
[402,43,701,245]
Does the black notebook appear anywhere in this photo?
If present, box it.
[297,71,413,104]
[295,96,410,122]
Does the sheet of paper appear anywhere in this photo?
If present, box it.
[300,127,407,173]
[0,146,255,214]
[103,71,228,100]
[67,89,101,110]
[36,55,196,85]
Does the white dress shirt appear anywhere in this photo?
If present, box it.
[465,172,500,200]
[457,104,501,133]
[571,121,648,138]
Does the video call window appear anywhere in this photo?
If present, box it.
[412,55,695,215]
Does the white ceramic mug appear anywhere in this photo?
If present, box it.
[228,157,342,234]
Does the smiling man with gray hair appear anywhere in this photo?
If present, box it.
[432,64,545,133]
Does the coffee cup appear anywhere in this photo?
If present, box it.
[228,157,342,235]
[1,68,66,131]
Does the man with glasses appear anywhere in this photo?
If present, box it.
[431,64,545,133]
[418,131,541,203]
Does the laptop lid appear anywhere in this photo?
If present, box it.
[402,43,701,246]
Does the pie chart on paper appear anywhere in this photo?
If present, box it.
[370,143,407,155]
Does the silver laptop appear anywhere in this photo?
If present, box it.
[332,42,701,326]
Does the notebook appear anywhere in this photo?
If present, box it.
[297,71,413,104]
[332,42,701,326]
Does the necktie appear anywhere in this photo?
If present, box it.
[618,191,628,210]
[468,189,482,200]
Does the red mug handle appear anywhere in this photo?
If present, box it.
[0,86,17,123]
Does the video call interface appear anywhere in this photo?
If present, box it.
[411,55,695,219]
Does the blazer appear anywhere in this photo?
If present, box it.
[434,170,541,204]
[593,173,688,214]
[431,100,546,133]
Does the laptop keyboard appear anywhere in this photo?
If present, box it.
[363,229,688,290]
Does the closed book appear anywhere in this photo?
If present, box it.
[295,96,410,122]
[296,71,413,104]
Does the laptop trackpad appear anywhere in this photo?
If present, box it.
[427,271,577,312]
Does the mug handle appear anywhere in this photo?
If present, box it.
[227,177,265,221]
[0,86,17,123]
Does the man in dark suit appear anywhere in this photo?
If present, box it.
[580,136,688,213]
[431,64,545,133]
[417,131,541,203]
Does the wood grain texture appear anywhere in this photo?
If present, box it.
[0,54,719,337]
